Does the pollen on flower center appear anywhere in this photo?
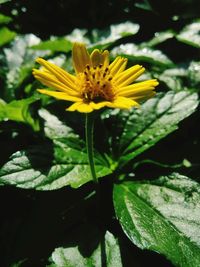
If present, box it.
[81,64,115,103]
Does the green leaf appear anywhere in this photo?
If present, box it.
[0,97,39,130]
[141,30,175,47]
[91,22,139,49]
[9,260,26,267]
[31,37,72,53]
[102,91,198,167]
[176,21,200,48]
[38,108,76,139]
[0,0,11,4]
[0,132,112,190]
[188,61,200,88]
[158,68,187,90]
[48,231,122,267]
[113,173,200,267]
[134,0,153,11]
[0,27,16,47]
[66,28,90,44]
[111,43,173,67]
[0,13,12,24]
[2,34,47,100]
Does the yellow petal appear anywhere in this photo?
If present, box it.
[37,89,82,102]
[72,43,91,73]
[114,65,145,87]
[90,49,109,68]
[35,58,77,91]
[90,101,112,110]
[33,69,79,95]
[131,91,156,102]
[109,57,128,76]
[107,96,140,109]
[117,79,159,96]
[34,76,79,96]
[67,102,93,113]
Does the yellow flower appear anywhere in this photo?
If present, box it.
[33,43,158,113]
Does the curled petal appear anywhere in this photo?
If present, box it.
[90,49,110,68]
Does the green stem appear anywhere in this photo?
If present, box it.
[85,113,98,183]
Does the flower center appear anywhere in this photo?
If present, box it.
[81,64,115,103]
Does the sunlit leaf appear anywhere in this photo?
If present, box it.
[91,22,140,49]
[188,61,200,88]
[48,231,122,267]
[111,43,173,67]
[0,97,39,130]
[66,28,90,44]
[141,30,175,47]
[0,134,112,190]
[31,37,72,53]
[2,34,47,100]
[176,21,200,48]
[38,108,75,140]
[158,68,187,90]
[0,27,16,47]
[113,173,200,267]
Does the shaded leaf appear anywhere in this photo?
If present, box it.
[113,173,200,267]
[0,13,12,24]
[176,21,200,48]
[111,43,173,67]
[134,0,153,11]
[0,0,11,4]
[0,27,16,47]
[102,91,198,167]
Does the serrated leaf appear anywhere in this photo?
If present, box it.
[48,231,122,267]
[0,13,12,24]
[113,173,200,267]
[176,21,200,48]
[111,43,173,67]
[31,37,72,53]
[0,97,39,130]
[158,68,187,90]
[0,135,112,190]
[102,91,198,167]
[0,27,16,47]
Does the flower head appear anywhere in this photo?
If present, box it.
[33,43,158,113]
